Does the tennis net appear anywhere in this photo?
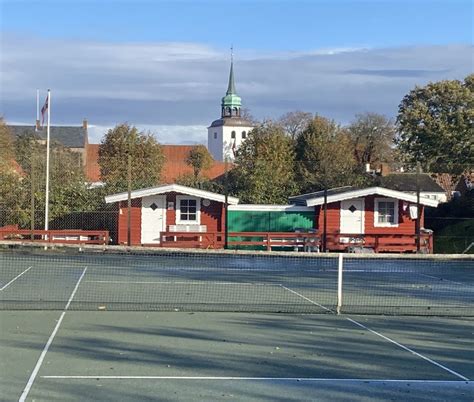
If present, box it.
[0,243,472,315]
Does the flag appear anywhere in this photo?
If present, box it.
[41,95,49,126]
[231,139,237,157]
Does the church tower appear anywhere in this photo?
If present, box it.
[208,52,254,161]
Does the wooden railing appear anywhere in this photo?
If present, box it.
[0,229,110,245]
[159,230,433,253]
[227,232,320,251]
[159,231,320,251]
[159,231,225,249]
[325,232,433,253]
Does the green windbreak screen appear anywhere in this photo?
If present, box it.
[228,211,314,232]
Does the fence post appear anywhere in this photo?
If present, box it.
[337,253,343,314]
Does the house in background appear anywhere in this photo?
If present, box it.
[104,184,238,246]
[377,173,447,203]
[8,119,90,166]
[289,186,439,253]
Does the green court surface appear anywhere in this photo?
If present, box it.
[1,311,473,401]
[1,247,473,400]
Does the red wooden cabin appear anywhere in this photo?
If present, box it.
[289,186,439,253]
[104,184,239,246]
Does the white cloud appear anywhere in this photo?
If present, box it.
[1,34,472,131]
[88,124,207,145]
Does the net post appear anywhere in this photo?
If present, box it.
[337,253,343,314]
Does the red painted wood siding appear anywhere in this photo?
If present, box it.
[314,202,341,233]
[117,199,142,245]
[364,195,424,234]
[313,197,424,235]
[312,196,426,252]
[164,192,223,232]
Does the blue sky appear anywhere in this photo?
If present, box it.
[1,0,473,143]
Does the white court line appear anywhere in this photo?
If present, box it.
[346,318,470,381]
[86,280,279,286]
[279,285,333,312]
[273,287,470,381]
[40,376,470,383]
[18,267,88,402]
[419,273,464,285]
[0,266,33,291]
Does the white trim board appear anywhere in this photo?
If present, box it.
[105,184,239,205]
[301,187,439,208]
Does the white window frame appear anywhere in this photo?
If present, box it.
[175,195,200,224]
[374,198,399,227]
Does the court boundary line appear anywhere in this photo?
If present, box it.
[279,284,333,312]
[40,376,471,383]
[346,318,470,381]
[0,266,33,291]
[274,286,470,381]
[86,280,281,286]
[18,267,88,402]
[419,273,464,285]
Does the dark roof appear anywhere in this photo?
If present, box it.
[8,125,87,148]
[378,173,445,193]
[289,186,355,205]
[209,117,254,128]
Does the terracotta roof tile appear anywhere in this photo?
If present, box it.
[84,144,228,184]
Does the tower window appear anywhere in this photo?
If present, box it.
[214,132,217,139]
[242,131,246,139]
[231,131,236,139]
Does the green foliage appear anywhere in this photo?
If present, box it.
[396,75,474,174]
[175,173,224,193]
[0,169,29,227]
[99,123,164,193]
[347,112,396,166]
[0,117,15,164]
[433,219,474,254]
[13,134,93,226]
[185,145,213,178]
[232,123,298,204]
[296,115,371,192]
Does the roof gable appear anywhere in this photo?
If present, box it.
[8,125,87,148]
[104,183,239,205]
[378,173,445,193]
[290,186,439,207]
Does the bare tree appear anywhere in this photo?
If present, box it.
[278,111,313,140]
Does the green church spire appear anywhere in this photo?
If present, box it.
[221,46,241,118]
[226,57,236,95]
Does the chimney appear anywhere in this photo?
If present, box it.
[380,163,391,176]
[82,118,88,130]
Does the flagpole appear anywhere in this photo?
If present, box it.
[36,90,39,131]
[44,89,51,234]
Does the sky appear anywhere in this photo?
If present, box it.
[1,0,473,144]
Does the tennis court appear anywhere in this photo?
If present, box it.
[1,244,473,401]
